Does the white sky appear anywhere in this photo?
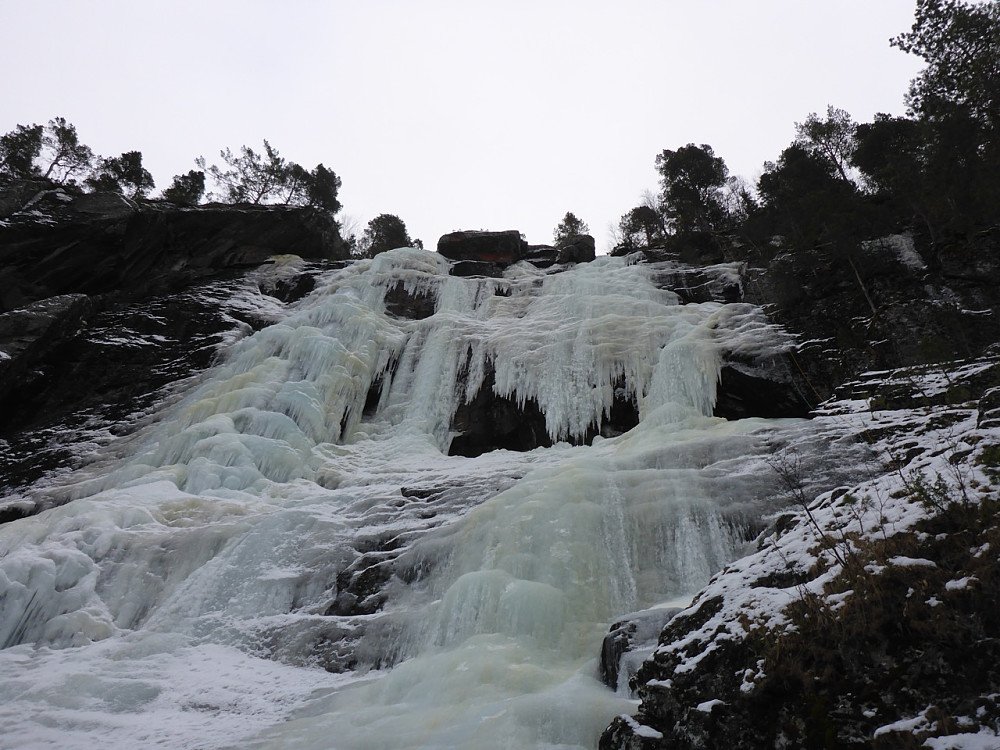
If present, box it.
[1,1,924,252]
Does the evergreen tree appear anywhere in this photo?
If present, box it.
[794,106,858,184]
[85,151,155,198]
[617,205,666,249]
[307,164,342,213]
[40,117,95,185]
[655,144,729,234]
[197,141,342,212]
[162,170,206,206]
[892,0,1000,128]
[553,212,589,243]
[358,214,414,257]
[197,140,288,204]
[0,123,43,181]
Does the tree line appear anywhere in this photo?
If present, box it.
[605,0,999,259]
[0,120,419,257]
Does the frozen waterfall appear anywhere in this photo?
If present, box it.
[0,248,813,749]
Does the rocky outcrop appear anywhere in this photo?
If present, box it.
[743,232,1000,401]
[437,230,527,266]
[0,183,345,509]
[555,233,596,264]
[0,182,348,312]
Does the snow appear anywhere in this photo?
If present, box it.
[695,699,725,712]
[874,707,935,737]
[923,729,1000,749]
[945,576,977,591]
[620,714,664,739]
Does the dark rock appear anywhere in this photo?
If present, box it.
[648,265,743,304]
[524,245,558,268]
[0,294,93,408]
[448,368,641,456]
[600,608,680,690]
[449,370,552,456]
[259,266,321,304]
[555,233,596,264]
[449,260,504,278]
[714,360,814,420]
[437,230,527,265]
[979,386,1000,428]
[0,187,346,507]
[384,281,437,319]
[0,183,349,313]
[741,231,1000,401]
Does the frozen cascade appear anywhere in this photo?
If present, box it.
[0,248,814,749]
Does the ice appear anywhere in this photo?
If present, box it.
[0,248,813,748]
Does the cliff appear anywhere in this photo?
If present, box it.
[0,182,349,507]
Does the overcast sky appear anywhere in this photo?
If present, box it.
[1,1,925,252]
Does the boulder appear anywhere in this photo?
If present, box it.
[437,230,527,265]
[555,233,596,264]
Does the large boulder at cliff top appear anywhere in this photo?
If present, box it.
[556,233,596,264]
[437,230,527,265]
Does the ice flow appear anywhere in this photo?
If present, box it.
[0,248,802,749]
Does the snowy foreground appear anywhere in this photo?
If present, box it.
[0,249,872,748]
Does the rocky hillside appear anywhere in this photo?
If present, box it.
[601,228,1000,748]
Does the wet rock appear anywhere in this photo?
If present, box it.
[437,230,527,265]
[449,370,552,456]
[0,294,93,407]
[384,280,437,319]
[600,608,681,690]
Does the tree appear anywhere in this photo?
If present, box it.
[85,151,155,198]
[197,141,342,212]
[0,123,43,181]
[161,170,206,206]
[39,117,95,185]
[553,211,589,243]
[757,144,862,248]
[196,140,288,204]
[655,143,729,233]
[305,163,341,213]
[794,106,858,184]
[617,205,666,249]
[358,213,414,257]
[891,0,1000,128]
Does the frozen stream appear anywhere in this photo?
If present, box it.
[0,249,815,749]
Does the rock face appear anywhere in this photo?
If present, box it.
[0,183,346,510]
[0,183,348,312]
[744,232,1000,401]
[555,233,596,264]
[436,230,527,265]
